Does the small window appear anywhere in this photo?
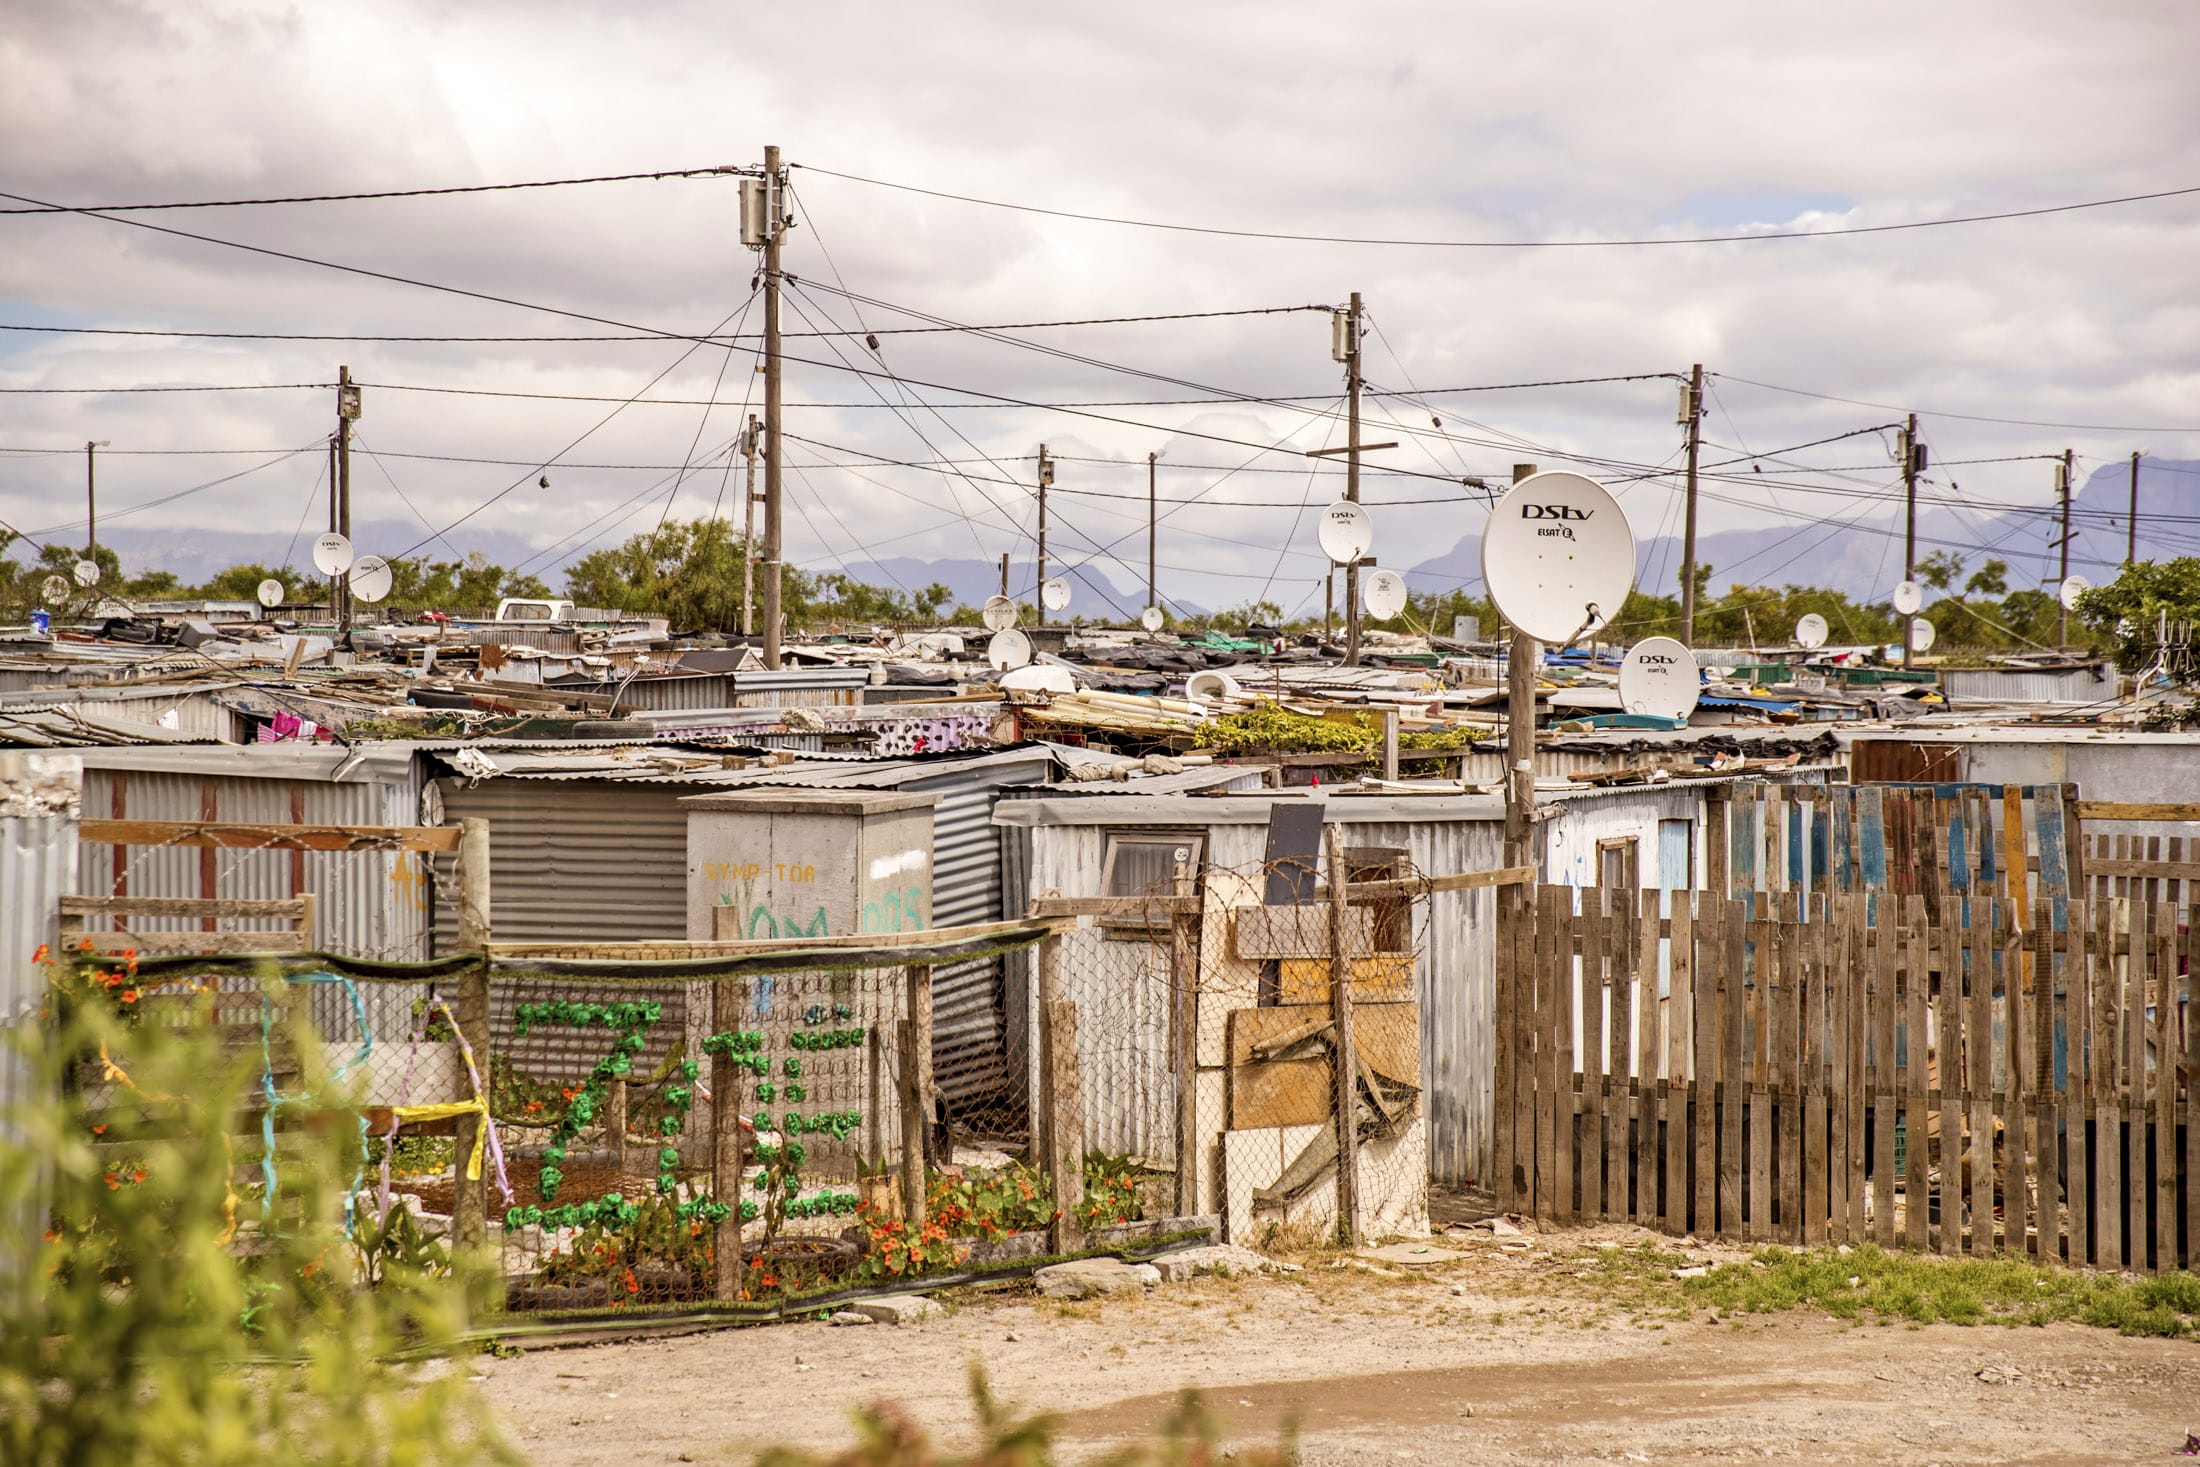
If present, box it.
[1597,836,1639,890]
[1099,831,1204,935]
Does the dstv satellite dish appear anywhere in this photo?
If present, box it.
[256,578,285,609]
[1793,612,1829,650]
[986,627,1032,671]
[1139,605,1164,633]
[349,555,393,605]
[1480,470,1637,644]
[1618,636,1700,720]
[40,574,69,606]
[1891,580,1922,615]
[1316,501,1373,564]
[2059,575,2091,611]
[1910,617,1936,653]
[1362,568,1408,620]
[1040,576,1071,612]
[72,559,100,588]
[980,595,1018,632]
[312,532,355,577]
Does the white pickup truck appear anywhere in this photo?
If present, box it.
[493,598,576,622]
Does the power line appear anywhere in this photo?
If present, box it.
[0,166,749,214]
[800,164,2200,249]
[0,382,327,394]
[1713,372,2200,434]
[21,445,318,537]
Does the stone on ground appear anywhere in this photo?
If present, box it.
[1033,1258,1162,1299]
[845,1295,939,1324]
[828,1311,873,1326]
[1150,1244,1299,1283]
[1357,1241,1466,1267]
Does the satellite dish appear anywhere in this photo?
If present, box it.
[72,559,100,588]
[1891,580,1922,615]
[1040,576,1071,612]
[1794,612,1829,650]
[998,663,1076,695]
[986,628,1032,671]
[980,595,1018,632]
[2059,575,2091,611]
[1910,617,1936,653]
[1480,471,1637,644]
[1184,670,1243,703]
[1140,606,1164,633]
[1316,501,1373,564]
[349,555,393,605]
[40,574,69,606]
[1618,636,1701,720]
[312,532,355,576]
[256,578,285,609]
[1362,568,1408,620]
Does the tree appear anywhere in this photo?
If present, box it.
[1916,549,1965,592]
[810,573,952,626]
[2074,558,2200,673]
[564,517,801,631]
[377,553,550,611]
[196,562,316,604]
[1964,558,2009,597]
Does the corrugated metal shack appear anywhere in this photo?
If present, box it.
[993,776,1814,1194]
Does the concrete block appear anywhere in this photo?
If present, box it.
[1033,1258,1162,1299]
[844,1294,939,1324]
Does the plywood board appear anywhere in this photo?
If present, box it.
[1277,953,1415,1005]
[1227,1001,1420,1130]
[1233,904,1374,960]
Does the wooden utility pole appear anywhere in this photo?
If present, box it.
[84,440,100,566]
[1147,450,1158,613]
[1343,292,1365,666]
[326,434,339,615]
[336,366,358,633]
[2057,449,2075,648]
[761,143,786,669]
[1900,413,1919,669]
[1035,445,1052,625]
[997,552,1009,600]
[2128,451,2141,567]
[1504,462,1540,869]
[1678,364,1704,645]
[740,414,761,636]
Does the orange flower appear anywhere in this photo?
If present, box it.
[91,1123,106,1136]
[78,937,93,951]
[32,944,49,963]
[120,990,138,1005]
[131,1168,145,1183]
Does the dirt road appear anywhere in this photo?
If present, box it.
[479,1232,2200,1464]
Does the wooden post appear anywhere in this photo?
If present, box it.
[452,818,491,1268]
[1038,934,1084,1252]
[1327,826,1361,1245]
[711,977,745,1301]
[1171,861,1199,1217]
[900,964,933,1231]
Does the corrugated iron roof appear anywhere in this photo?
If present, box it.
[0,705,216,747]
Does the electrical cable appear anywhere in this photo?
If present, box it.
[0,166,748,214]
[799,164,2200,249]
[22,445,317,537]
[1713,372,2200,434]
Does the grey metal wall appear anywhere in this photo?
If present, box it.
[2,810,74,1118]
[76,764,427,960]
[1940,665,2115,706]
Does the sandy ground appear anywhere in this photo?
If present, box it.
[478,1226,2200,1465]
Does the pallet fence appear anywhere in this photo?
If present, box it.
[1495,881,2195,1271]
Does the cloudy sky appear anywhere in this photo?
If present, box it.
[3,1,2197,620]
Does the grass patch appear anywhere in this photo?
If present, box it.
[1666,1245,2200,1337]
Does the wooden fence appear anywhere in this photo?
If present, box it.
[1494,883,2195,1271]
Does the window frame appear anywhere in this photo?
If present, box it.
[1097,830,1206,937]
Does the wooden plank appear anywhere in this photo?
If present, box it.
[2186,896,2200,1273]
[2030,903,2058,1264]
[2074,801,2200,822]
[2155,902,2178,1272]
[1775,892,1803,1243]
[1803,892,1829,1245]
[77,818,461,853]
[2095,896,2124,1267]
[1720,894,1745,1239]
[1348,865,1534,899]
[1040,1000,1078,1252]
[1515,883,1541,1216]
[1028,893,1201,918]
[1327,828,1361,1245]
[1665,890,1691,1235]
[2003,787,2030,908]
[1902,900,1930,1252]
[2066,899,2090,1267]
[1227,1002,1421,1130]
[2082,858,2200,881]
[75,930,310,955]
[1692,892,1718,1240]
[1278,954,1414,1005]
[1583,887,1611,1221]
[1748,902,1772,1243]
[1536,884,1561,1229]
[1936,891,1962,1257]
[59,895,309,919]
[2003,899,2029,1258]
[1636,886,1661,1229]
[1492,887,1521,1215]
[1969,896,1995,1254]
[1172,876,1199,1218]
[2126,897,2150,1269]
[1871,886,1899,1248]
[1828,894,1854,1244]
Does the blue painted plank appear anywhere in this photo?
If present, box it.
[2034,786,2070,899]
[1857,786,1888,891]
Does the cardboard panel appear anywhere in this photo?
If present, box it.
[1227,1001,1420,1129]
[1278,954,1415,1005]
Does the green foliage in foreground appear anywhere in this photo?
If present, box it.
[0,968,514,1467]
[755,1365,1294,1466]
[1583,1240,2200,1337]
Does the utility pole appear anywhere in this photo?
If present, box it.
[740,414,761,636]
[1147,450,1158,613]
[1900,412,1919,669]
[1035,444,1052,625]
[336,365,359,632]
[2128,450,2141,567]
[997,553,1009,600]
[327,434,339,613]
[1678,364,1704,645]
[758,146,788,668]
[1324,571,1334,645]
[2058,448,2075,648]
[1504,461,1540,871]
[1343,291,1365,666]
[83,440,108,566]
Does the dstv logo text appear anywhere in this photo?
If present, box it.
[1521,502,1594,540]
[1636,655,1680,667]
